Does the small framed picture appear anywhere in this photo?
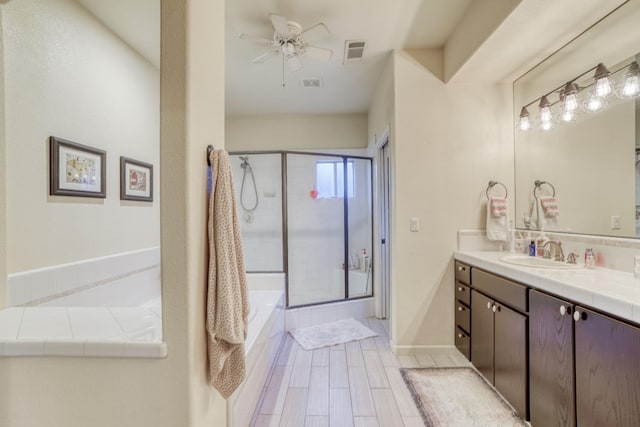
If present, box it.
[50,136,106,198]
[120,156,153,202]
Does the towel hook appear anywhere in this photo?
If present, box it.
[486,180,508,200]
[207,145,215,166]
[534,180,555,199]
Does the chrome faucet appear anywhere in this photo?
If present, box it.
[542,240,565,262]
[566,251,580,264]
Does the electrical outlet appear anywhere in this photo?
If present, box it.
[611,215,621,230]
[410,217,420,232]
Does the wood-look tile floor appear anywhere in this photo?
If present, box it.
[250,318,471,427]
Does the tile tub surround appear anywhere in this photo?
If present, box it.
[0,299,165,357]
[7,246,161,307]
[454,250,640,325]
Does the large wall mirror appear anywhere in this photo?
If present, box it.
[0,0,161,337]
[514,1,640,238]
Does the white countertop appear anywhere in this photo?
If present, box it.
[454,251,640,325]
[0,301,166,358]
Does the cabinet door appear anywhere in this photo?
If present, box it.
[471,290,494,384]
[529,290,575,427]
[575,307,640,427]
[494,302,528,420]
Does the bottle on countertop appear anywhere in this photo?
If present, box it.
[529,240,536,256]
[361,249,370,272]
[536,233,549,257]
[585,248,595,269]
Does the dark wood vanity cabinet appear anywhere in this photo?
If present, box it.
[454,262,472,359]
[470,270,528,420]
[529,290,575,427]
[530,289,640,427]
[574,307,640,427]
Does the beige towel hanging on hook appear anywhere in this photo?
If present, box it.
[207,149,249,399]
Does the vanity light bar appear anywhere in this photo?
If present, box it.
[516,61,640,132]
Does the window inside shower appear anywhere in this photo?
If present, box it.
[230,151,373,308]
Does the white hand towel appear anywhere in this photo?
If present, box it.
[530,198,559,231]
[486,197,508,241]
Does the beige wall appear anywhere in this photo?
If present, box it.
[0,0,226,425]
[4,0,160,274]
[0,6,6,308]
[381,50,513,348]
[226,113,368,151]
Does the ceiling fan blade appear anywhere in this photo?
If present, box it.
[269,13,291,37]
[286,54,303,72]
[238,33,272,46]
[252,51,278,64]
[302,45,333,61]
[300,23,330,43]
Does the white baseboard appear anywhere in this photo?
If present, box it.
[390,342,457,356]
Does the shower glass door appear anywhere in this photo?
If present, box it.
[347,158,373,298]
[287,153,345,306]
[230,153,283,272]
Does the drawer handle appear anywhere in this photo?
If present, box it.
[457,306,465,312]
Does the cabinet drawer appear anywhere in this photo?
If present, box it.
[455,327,470,360]
[472,269,527,313]
[455,282,471,306]
[455,302,471,333]
[455,261,471,285]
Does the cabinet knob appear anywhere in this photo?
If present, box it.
[560,305,567,316]
[457,333,464,338]
[457,306,464,312]
[457,286,464,292]
[573,310,583,322]
[458,266,465,272]
[492,304,497,313]
[487,301,492,310]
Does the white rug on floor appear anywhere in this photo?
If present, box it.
[289,319,378,350]
[401,367,527,426]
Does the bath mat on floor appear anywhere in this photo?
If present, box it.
[400,367,526,427]
[289,319,378,350]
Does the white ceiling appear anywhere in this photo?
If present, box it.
[225,0,472,116]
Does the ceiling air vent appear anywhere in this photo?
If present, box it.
[301,78,322,88]
[344,40,366,64]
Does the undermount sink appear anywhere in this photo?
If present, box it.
[499,254,583,270]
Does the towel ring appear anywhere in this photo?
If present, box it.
[486,180,508,200]
[534,180,555,198]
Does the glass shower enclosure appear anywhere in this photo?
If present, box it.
[230,151,373,308]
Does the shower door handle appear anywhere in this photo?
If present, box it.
[381,238,386,244]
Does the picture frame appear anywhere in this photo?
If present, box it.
[120,156,153,202]
[50,136,106,198]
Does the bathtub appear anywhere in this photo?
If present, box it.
[228,273,285,427]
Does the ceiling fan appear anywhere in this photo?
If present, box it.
[239,13,333,73]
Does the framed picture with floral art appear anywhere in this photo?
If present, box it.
[50,136,106,198]
[120,156,153,202]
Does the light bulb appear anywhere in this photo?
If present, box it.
[563,93,579,112]
[517,107,530,131]
[592,63,613,98]
[586,95,604,112]
[537,96,554,131]
[540,120,553,131]
[620,61,640,98]
[561,110,575,122]
[539,107,552,123]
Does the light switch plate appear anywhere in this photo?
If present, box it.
[611,215,621,230]
[410,217,420,232]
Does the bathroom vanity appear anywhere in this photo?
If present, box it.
[453,252,640,426]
